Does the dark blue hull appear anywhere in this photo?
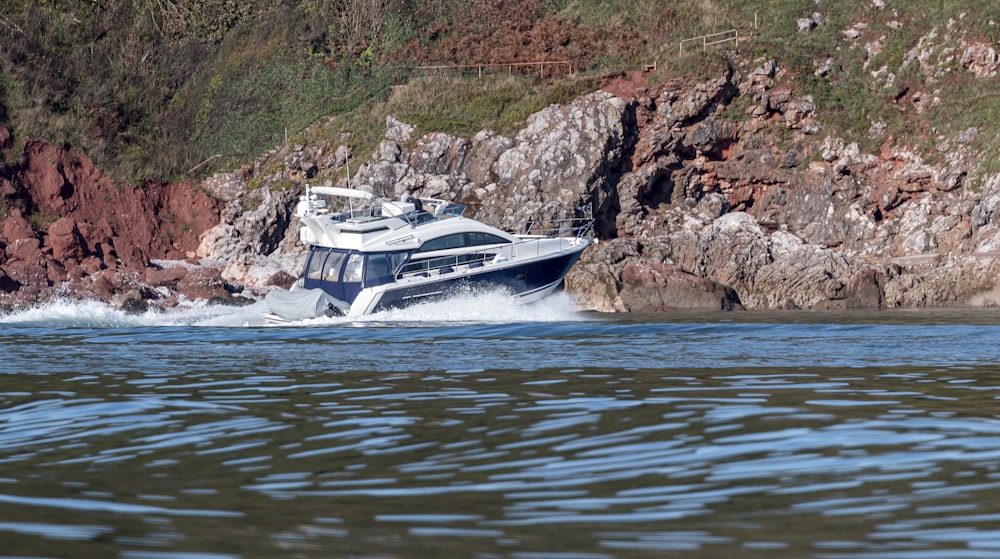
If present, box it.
[373,251,582,312]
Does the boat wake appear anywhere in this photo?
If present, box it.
[0,288,590,328]
[0,298,271,328]
[275,287,589,326]
[349,288,587,324]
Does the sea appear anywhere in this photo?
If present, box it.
[3,290,1000,559]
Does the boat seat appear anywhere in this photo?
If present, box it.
[469,262,484,269]
[440,266,454,274]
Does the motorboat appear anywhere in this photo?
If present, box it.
[264,185,595,321]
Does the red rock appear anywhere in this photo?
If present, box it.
[62,276,100,301]
[91,241,115,262]
[5,281,43,306]
[1,213,35,244]
[0,131,227,309]
[146,266,188,287]
[3,257,48,290]
[0,177,15,197]
[46,259,68,282]
[88,270,117,301]
[151,292,182,309]
[79,256,104,275]
[19,141,73,215]
[62,259,87,280]
[47,217,88,261]
[265,270,297,289]
[111,235,147,272]
[0,268,18,292]
[175,267,232,302]
[0,125,12,152]
[76,222,111,257]
[7,238,44,263]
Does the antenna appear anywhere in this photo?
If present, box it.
[345,155,354,213]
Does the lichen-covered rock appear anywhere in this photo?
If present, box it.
[565,239,639,313]
[480,91,629,229]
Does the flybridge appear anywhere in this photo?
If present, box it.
[296,184,469,244]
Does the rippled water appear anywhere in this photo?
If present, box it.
[3,292,1000,558]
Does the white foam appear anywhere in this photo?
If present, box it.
[0,298,270,328]
[270,288,588,327]
[1,289,588,328]
[368,289,587,323]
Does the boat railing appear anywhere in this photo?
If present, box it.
[510,235,592,259]
[503,215,595,239]
[383,197,468,228]
[397,251,492,278]
[330,206,383,222]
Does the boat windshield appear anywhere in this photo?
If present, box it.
[306,248,348,281]
[305,247,410,292]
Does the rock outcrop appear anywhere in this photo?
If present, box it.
[6,51,1000,314]
[0,131,238,312]
[232,58,995,313]
[563,57,999,311]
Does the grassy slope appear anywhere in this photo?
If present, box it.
[2,1,999,184]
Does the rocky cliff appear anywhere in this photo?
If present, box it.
[5,53,1000,314]
[200,55,1000,313]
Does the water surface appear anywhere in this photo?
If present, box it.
[3,293,1000,558]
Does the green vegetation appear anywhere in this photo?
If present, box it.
[190,51,403,171]
[385,74,602,138]
[27,209,58,229]
[744,0,1000,166]
[2,0,1000,187]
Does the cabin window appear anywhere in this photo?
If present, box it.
[388,252,408,274]
[364,254,391,284]
[343,253,364,283]
[306,249,329,280]
[364,252,408,285]
[306,249,349,281]
[325,251,347,279]
[417,232,509,253]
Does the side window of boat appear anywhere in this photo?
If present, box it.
[325,251,346,279]
[458,252,492,265]
[364,253,393,284]
[388,252,408,276]
[344,253,364,283]
[419,234,462,252]
[306,249,329,280]
[417,232,509,253]
[466,232,510,246]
